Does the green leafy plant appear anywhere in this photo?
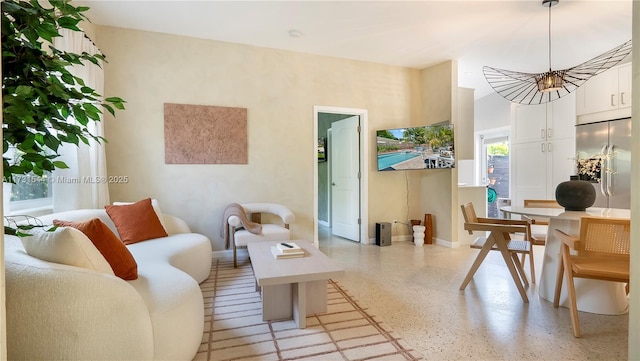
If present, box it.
[4,215,56,237]
[2,0,125,184]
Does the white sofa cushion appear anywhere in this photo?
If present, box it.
[20,226,114,275]
[127,233,213,284]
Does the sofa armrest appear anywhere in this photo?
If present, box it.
[5,254,154,360]
[162,214,192,234]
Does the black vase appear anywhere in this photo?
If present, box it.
[555,180,596,211]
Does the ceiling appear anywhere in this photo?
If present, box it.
[77,0,633,100]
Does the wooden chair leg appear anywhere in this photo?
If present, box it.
[528,247,536,284]
[553,244,580,337]
[519,250,535,284]
[493,234,528,303]
[511,252,529,288]
[460,240,493,290]
[501,254,529,303]
[553,250,564,308]
[233,243,237,268]
[561,246,581,337]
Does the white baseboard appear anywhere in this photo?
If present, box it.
[435,238,460,248]
[367,236,455,248]
[318,220,330,228]
[392,235,413,243]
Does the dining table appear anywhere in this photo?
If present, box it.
[500,206,630,315]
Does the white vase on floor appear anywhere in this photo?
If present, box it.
[412,226,425,246]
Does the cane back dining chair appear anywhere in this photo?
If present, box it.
[459,202,533,303]
[553,216,630,337]
[523,199,562,245]
[518,199,562,283]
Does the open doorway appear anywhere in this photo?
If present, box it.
[313,106,369,246]
[480,132,510,218]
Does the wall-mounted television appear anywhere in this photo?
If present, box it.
[376,124,454,171]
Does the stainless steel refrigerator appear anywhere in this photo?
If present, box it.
[575,118,631,209]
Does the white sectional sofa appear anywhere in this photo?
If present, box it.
[4,208,212,360]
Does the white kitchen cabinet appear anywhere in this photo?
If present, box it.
[511,141,547,204]
[576,63,632,123]
[617,63,632,109]
[511,138,575,207]
[550,93,578,139]
[512,102,546,144]
[512,93,575,144]
[510,93,576,207]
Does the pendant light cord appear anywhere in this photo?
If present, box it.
[548,2,552,71]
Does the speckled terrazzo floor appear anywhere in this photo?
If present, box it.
[318,228,629,361]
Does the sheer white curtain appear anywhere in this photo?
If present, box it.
[52,29,110,211]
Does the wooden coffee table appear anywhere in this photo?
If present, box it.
[247,241,345,328]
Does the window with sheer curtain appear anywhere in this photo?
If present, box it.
[52,29,111,212]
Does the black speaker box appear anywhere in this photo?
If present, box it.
[375,222,391,246]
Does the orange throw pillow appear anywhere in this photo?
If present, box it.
[53,218,138,280]
[105,197,168,245]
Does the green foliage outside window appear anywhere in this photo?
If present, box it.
[487,142,509,156]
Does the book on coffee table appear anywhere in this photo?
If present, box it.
[271,245,305,259]
[276,242,302,253]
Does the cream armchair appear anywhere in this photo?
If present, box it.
[227,203,295,267]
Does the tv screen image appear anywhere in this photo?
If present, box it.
[376,124,454,171]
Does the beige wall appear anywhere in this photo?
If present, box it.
[474,92,511,132]
[95,26,432,250]
[415,61,457,243]
[457,87,475,161]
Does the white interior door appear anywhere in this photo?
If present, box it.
[330,116,360,241]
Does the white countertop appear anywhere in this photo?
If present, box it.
[457,184,486,188]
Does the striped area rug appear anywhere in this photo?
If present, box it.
[193,257,422,361]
